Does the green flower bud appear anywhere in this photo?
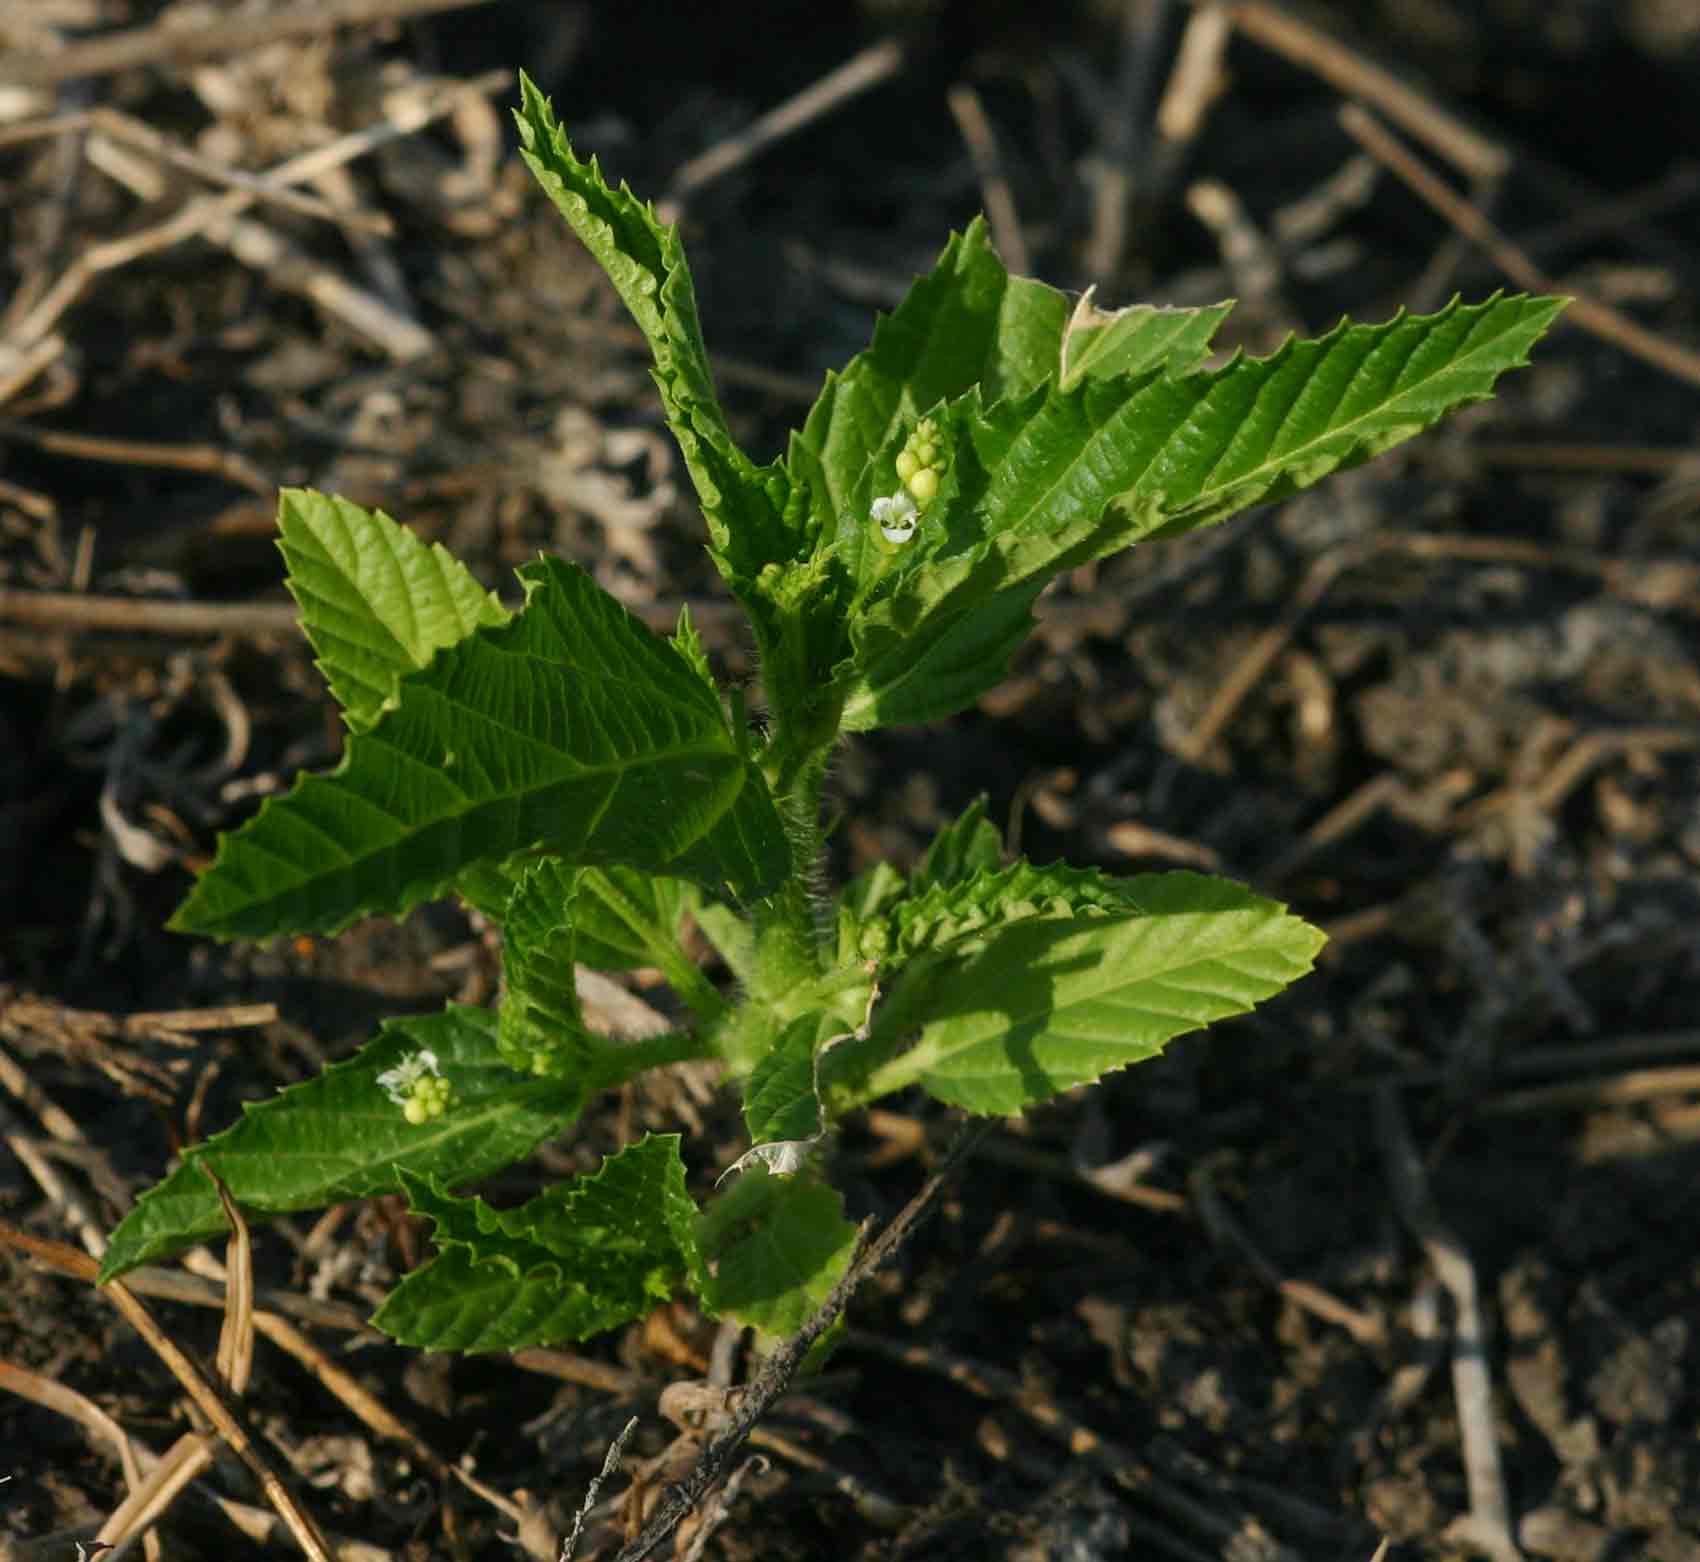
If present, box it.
[906,466,940,506]
[857,921,892,960]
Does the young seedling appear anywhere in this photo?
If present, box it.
[101,76,1562,1375]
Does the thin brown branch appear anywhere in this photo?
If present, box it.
[0,0,502,86]
[1340,102,1700,390]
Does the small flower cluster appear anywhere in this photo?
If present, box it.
[377,1049,455,1125]
[871,418,950,545]
[894,417,948,507]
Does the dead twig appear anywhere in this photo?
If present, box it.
[659,38,904,220]
[0,1219,336,1560]
[947,83,1029,277]
[0,415,272,493]
[1,70,510,359]
[611,1116,994,1562]
[1221,1,1509,183]
[1189,1156,1385,1346]
[1374,1088,1521,1562]
[1340,103,1700,390]
[0,0,503,87]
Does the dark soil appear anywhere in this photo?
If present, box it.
[4,3,1700,1560]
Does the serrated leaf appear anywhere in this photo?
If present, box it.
[822,872,1326,1114]
[741,1012,830,1147]
[912,795,1005,891]
[99,1006,583,1281]
[568,865,694,970]
[788,224,1229,599]
[696,1168,857,1340]
[891,857,1143,958]
[373,1135,701,1351]
[172,554,788,940]
[513,75,794,584]
[843,293,1565,728]
[786,220,1065,552]
[497,858,592,1078]
[1059,292,1232,388]
[276,489,509,733]
[670,603,714,691]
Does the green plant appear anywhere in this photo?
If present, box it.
[100,76,1562,1365]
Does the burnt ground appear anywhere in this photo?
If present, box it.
[3,2,1700,1559]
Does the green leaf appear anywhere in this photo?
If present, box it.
[889,857,1147,959]
[374,1135,701,1351]
[693,897,756,988]
[513,75,794,584]
[568,865,695,972]
[696,1168,857,1340]
[741,1012,830,1146]
[912,795,1005,891]
[1059,292,1232,388]
[497,858,592,1079]
[786,220,1063,551]
[99,1006,583,1281]
[787,223,1228,596]
[821,872,1326,1115]
[276,489,509,734]
[172,554,788,940]
[842,293,1565,728]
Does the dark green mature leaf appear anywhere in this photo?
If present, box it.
[569,865,695,971]
[172,555,787,940]
[276,489,509,733]
[374,1136,700,1351]
[822,873,1325,1114]
[497,859,591,1079]
[842,293,1566,728]
[99,1006,582,1281]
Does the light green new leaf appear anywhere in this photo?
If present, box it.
[822,873,1325,1115]
[374,1135,701,1351]
[888,857,1146,959]
[276,489,509,733]
[696,1167,857,1340]
[98,1005,583,1281]
[172,554,788,940]
[843,292,1565,728]
[911,795,1005,891]
[787,220,1226,587]
[1058,291,1232,389]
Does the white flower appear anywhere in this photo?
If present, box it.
[377,1048,441,1106]
[871,491,918,544]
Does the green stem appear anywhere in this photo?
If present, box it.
[586,1028,715,1089]
[657,952,728,1023]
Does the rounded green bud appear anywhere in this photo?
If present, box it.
[403,1096,430,1126]
[895,448,920,484]
[857,921,892,960]
[906,466,940,506]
